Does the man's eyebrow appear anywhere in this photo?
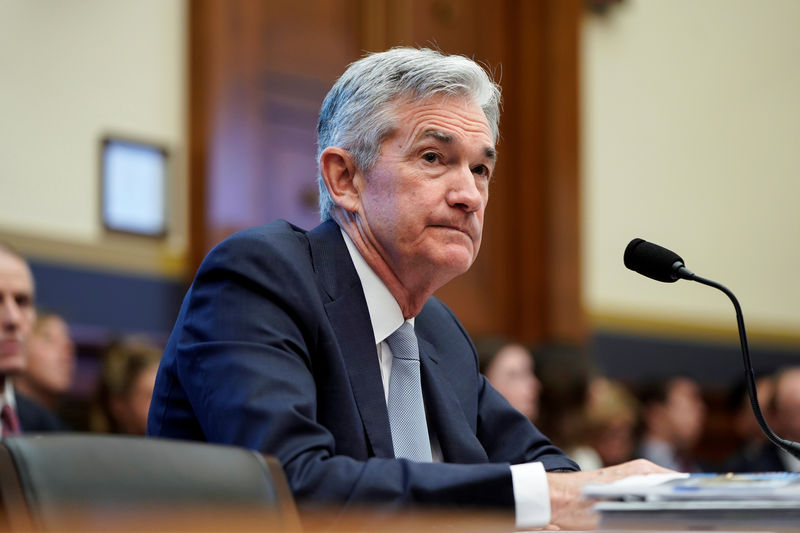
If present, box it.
[417,129,497,161]
[418,129,454,144]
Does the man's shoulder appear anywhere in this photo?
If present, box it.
[215,219,311,253]
[190,219,350,300]
[200,219,336,270]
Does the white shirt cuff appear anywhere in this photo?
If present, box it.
[509,461,550,529]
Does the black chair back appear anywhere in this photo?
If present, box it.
[0,433,300,532]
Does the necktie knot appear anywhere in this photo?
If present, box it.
[385,322,419,361]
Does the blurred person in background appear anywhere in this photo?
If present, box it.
[635,376,707,472]
[15,311,75,415]
[532,343,596,456]
[724,374,775,471]
[475,336,541,422]
[728,367,800,472]
[0,243,68,434]
[767,367,800,471]
[92,338,161,435]
[571,378,639,469]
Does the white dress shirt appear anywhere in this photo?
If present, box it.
[341,229,551,528]
[0,377,19,435]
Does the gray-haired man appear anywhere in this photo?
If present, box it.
[149,48,665,529]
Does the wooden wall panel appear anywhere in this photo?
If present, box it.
[188,0,584,344]
[499,0,585,342]
[189,0,362,269]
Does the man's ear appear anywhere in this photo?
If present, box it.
[320,147,361,213]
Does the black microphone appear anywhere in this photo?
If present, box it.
[623,238,695,283]
[624,238,800,461]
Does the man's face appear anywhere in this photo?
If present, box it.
[354,95,495,289]
[486,344,540,422]
[665,378,706,449]
[26,315,75,393]
[0,250,35,375]
[774,370,800,442]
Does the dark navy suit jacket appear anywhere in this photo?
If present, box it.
[16,392,69,432]
[148,219,577,511]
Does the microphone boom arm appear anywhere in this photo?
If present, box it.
[679,267,800,460]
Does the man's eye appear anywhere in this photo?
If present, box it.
[422,152,439,163]
[472,165,490,177]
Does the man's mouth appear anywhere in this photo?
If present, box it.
[432,224,473,238]
[0,339,20,356]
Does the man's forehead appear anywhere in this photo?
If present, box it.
[393,94,493,136]
[0,251,34,293]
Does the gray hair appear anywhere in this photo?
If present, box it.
[316,47,501,221]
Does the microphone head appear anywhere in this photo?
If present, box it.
[624,238,686,283]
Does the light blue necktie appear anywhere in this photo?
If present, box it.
[386,322,432,462]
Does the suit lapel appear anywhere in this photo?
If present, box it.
[308,222,395,459]
[418,338,489,464]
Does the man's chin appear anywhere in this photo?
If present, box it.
[0,356,26,377]
[433,248,476,277]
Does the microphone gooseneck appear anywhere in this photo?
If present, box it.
[624,238,800,461]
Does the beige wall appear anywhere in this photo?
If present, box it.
[3,1,799,337]
[0,0,187,277]
[582,0,800,339]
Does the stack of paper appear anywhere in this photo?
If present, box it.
[583,472,800,531]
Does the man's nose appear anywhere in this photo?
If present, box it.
[0,299,22,331]
[446,165,483,212]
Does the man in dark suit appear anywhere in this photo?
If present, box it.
[0,243,65,435]
[148,47,665,529]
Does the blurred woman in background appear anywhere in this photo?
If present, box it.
[476,336,541,423]
[92,338,161,435]
[573,377,640,469]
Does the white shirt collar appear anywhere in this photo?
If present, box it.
[340,228,413,345]
[2,376,16,408]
